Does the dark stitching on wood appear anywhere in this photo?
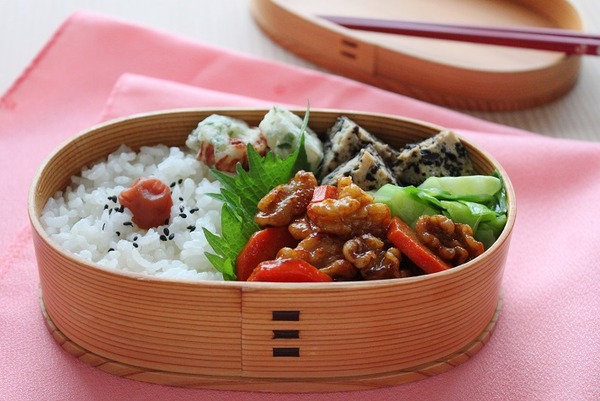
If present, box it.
[272,330,300,339]
[273,347,300,357]
[341,39,358,48]
[272,311,300,321]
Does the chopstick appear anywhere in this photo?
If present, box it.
[319,15,600,56]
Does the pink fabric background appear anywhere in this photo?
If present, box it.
[1,11,599,400]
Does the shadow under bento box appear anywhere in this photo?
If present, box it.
[28,109,516,392]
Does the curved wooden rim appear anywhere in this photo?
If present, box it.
[40,290,503,392]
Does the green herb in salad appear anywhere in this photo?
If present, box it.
[203,110,311,280]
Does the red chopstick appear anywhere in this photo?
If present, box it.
[320,15,600,56]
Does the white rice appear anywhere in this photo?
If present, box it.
[41,144,225,281]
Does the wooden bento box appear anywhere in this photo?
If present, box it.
[28,109,516,392]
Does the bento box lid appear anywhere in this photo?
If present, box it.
[250,0,583,111]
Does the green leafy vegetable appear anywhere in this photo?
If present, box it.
[373,171,509,249]
[373,184,439,227]
[490,170,508,215]
[418,175,501,202]
[203,109,311,280]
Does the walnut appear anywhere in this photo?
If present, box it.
[319,259,359,281]
[342,234,385,268]
[360,247,403,281]
[277,232,346,270]
[415,215,484,266]
[343,234,402,280]
[288,215,317,240]
[306,177,391,238]
[254,171,317,227]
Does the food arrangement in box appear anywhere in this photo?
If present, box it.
[40,106,508,284]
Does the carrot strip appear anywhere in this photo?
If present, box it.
[387,216,451,274]
[247,258,333,282]
[235,226,298,281]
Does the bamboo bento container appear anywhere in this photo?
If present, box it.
[29,109,516,392]
[251,0,583,111]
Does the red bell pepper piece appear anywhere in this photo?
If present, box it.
[247,258,333,282]
[387,216,451,274]
[310,185,338,203]
[235,226,298,281]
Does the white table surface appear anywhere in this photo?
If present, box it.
[1,0,599,141]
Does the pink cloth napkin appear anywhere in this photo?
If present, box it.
[1,10,599,401]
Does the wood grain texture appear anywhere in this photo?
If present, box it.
[251,0,583,111]
[41,292,502,392]
[29,109,516,390]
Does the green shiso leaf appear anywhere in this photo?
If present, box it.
[203,107,311,280]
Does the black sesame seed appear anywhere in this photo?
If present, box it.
[164,218,170,225]
[189,208,199,213]
[124,221,133,226]
[133,236,138,241]
[170,182,176,188]
[160,235,167,241]
[133,243,139,248]
[168,233,175,240]
[178,179,183,184]
[109,209,113,215]
[104,204,109,210]
[179,206,184,212]
[178,197,184,201]
[102,223,106,231]
[179,213,187,218]
[115,231,121,236]
[187,225,196,232]
[107,248,115,253]
[163,228,170,235]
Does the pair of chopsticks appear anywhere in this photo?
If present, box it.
[320,15,600,56]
